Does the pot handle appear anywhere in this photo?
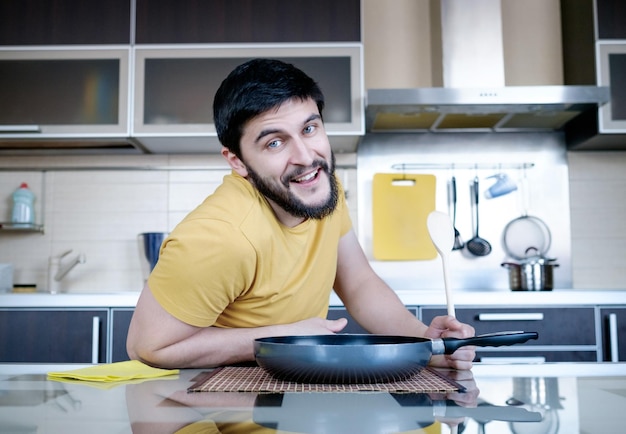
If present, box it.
[501,262,520,268]
[441,331,538,354]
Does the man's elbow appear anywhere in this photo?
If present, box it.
[126,340,140,362]
[126,336,146,363]
[126,334,160,367]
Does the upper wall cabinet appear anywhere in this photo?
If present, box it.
[561,0,626,150]
[0,48,132,151]
[0,1,363,154]
[133,45,363,153]
[598,44,626,132]
[135,0,361,44]
[0,0,131,45]
[596,0,626,39]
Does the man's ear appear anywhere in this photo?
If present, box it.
[221,147,248,177]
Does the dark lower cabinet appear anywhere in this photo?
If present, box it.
[0,303,617,364]
[600,307,626,361]
[111,308,134,362]
[0,309,108,363]
[421,307,599,362]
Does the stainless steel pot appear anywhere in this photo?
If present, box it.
[501,254,559,291]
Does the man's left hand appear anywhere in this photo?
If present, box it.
[424,315,476,370]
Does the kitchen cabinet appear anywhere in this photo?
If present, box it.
[3,291,626,364]
[132,45,363,153]
[600,307,626,362]
[0,48,132,149]
[0,1,363,154]
[0,0,131,45]
[135,0,361,44]
[420,307,599,362]
[326,306,418,334]
[0,308,108,363]
[597,44,626,132]
[110,308,134,362]
[596,0,626,39]
[561,0,626,149]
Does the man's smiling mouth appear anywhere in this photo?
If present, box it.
[293,168,320,184]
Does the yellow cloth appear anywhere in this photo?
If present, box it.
[149,172,352,329]
[47,360,179,383]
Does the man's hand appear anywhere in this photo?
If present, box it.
[424,315,476,370]
[285,317,348,336]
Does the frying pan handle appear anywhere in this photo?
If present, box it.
[441,331,538,354]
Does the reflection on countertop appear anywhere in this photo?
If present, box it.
[1,363,625,433]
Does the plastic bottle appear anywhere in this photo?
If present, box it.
[11,182,35,226]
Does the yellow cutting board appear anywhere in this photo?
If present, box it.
[372,173,437,260]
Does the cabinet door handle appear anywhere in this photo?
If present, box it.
[0,125,41,133]
[478,313,544,321]
[609,313,619,363]
[92,316,100,364]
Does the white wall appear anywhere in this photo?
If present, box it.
[0,155,356,293]
[2,150,624,292]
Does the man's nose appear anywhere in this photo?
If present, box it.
[289,136,315,166]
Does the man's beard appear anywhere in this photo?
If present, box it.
[245,153,339,220]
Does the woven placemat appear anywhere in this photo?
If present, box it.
[188,366,464,393]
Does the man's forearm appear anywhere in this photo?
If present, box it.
[133,325,284,369]
[339,281,429,337]
[130,317,349,369]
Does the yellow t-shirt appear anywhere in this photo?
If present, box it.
[148,172,352,328]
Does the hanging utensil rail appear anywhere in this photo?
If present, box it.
[390,162,534,171]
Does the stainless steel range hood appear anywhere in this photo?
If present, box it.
[366,0,609,133]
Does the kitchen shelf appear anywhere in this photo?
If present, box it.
[0,222,44,233]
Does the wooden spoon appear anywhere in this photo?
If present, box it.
[427,210,456,317]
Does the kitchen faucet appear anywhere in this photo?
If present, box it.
[48,249,86,294]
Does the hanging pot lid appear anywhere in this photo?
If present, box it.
[502,216,552,260]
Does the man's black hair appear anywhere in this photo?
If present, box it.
[213,58,325,158]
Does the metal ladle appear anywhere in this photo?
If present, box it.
[451,176,464,250]
[427,210,456,316]
[466,177,492,256]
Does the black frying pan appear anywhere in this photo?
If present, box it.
[254,331,538,384]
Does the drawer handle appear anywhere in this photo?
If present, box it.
[609,313,619,363]
[92,316,100,364]
[478,313,544,321]
[0,125,41,133]
[480,356,546,364]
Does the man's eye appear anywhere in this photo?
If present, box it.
[304,125,316,134]
[267,139,282,149]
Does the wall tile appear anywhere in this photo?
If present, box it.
[0,160,359,293]
[568,152,626,289]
